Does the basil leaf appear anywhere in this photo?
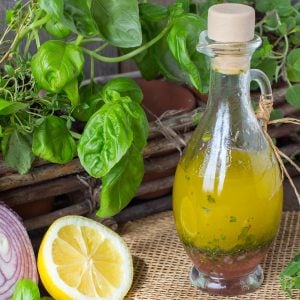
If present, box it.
[256,0,291,14]
[102,78,143,104]
[39,0,63,20]
[0,99,27,115]
[126,20,161,80]
[124,101,148,151]
[167,14,207,91]
[2,129,34,175]
[98,146,144,217]
[78,102,133,178]
[61,0,98,36]
[285,84,300,108]
[63,78,80,106]
[270,108,284,121]
[91,0,142,48]
[287,49,300,82]
[139,3,168,22]
[73,82,103,122]
[176,0,190,12]
[45,19,71,38]
[31,41,84,103]
[12,279,40,300]
[32,116,76,164]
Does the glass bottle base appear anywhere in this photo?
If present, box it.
[190,264,264,296]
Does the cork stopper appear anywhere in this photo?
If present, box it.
[208,3,255,43]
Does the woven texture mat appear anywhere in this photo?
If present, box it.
[121,211,300,300]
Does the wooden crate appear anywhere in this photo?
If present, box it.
[0,85,299,231]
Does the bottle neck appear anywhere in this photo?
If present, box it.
[211,55,251,75]
[208,67,251,109]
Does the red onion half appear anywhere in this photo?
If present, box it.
[0,202,38,299]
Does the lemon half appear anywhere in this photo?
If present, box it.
[38,215,133,300]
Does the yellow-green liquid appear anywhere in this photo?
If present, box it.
[173,149,283,254]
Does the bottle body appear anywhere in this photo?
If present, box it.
[173,149,282,277]
[173,63,283,295]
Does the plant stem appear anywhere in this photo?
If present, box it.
[80,37,104,45]
[94,42,109,53]
[75,35,84,46]
[0,14,50,63]
[90,56,95,82]
[82,24,171,63]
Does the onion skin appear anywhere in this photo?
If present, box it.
[0,202,38,300]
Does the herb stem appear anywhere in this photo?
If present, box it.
[82,23,171,63]
[0,13,50,63]
[90,56,95,82]
[79,37,104,44]
[75,35,84,46]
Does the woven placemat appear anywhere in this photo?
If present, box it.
[121,211,300,300]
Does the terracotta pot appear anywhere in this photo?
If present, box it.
[136,79,196,121]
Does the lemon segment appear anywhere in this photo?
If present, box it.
[38,216,133,300]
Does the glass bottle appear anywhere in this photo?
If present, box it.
[173,4,283,296]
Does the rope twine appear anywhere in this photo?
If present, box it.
[256,95,300,205]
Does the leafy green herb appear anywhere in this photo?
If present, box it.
[32,116,76,164]
[207,195,216,203]
[99,146,144,218]
[101,78,143,104]
[229,216,237,223]
[238,225,251,240]
[202,207,211,213]
[285,85,300,108]
[78,100,133,178]
[280,252,300,297]
[2,129,34,175]
[31,41,84,106]
[91,0,142,48]
[12,279,40,300]
[72,81,103,122]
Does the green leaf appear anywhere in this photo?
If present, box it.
[255,58,277,85]
[73,82,103,122]
[167,14,207,91]
[45,19,72,38]
[98,146,144,217]
[251,37,273,67]
[12,279,40,300]
[61,0,98,36]
[176,0,190,12]
[124,101,149,151]
[5,9,14,25]
[139,3,168,22]
[270,108,284,121]
[32,116,76,164]
[0,99,28,115]
[4,64,15,76]
[39,0,63,20]
[78,102,133,178]
[129,20,161,80]
[63,79,80,106]
[255,0,291,13]
[2,129,34,175]
[285,85,300,108]
[31,41,84,99]
[102,78,143,104]
[287,49,300,82]
[91,0,142,47]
